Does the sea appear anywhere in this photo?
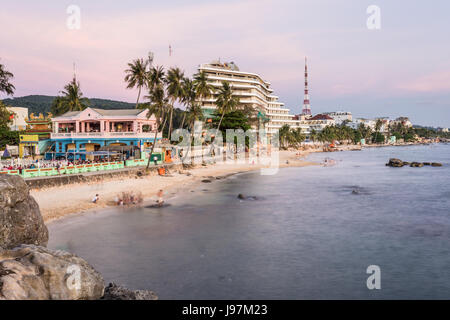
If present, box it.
[48,144,450,299]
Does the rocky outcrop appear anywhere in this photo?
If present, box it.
[0,175,48,250]
[386,159,443,168]
[102,283,158,300]
[431,163,443,167]
[410,162,424,168]
[0,245,104,300]
[386,158,404,167]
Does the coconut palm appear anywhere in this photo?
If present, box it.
[0,62,15,96]
[148,65,165,91]
[215,82,240,132]
[165,67,184,140]
[193,70,214,102]
[180,77,197,129]
[52,76,89,115]
[124,58,149,109]
[374,119,383,143]
[142,83,169,169]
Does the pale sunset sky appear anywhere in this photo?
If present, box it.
[1,0,449,127]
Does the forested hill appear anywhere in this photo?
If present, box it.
[2,95,135,115]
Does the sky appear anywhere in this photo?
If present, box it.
[1,0,450,127]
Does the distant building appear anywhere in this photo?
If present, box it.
[323,111,352,125]
[6,107,28,131]
[391,117,413,128]
[440,128,449,133]
[347,118,376,130]
[304,114,335,131]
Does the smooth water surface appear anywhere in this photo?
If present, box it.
[48,144,450,299]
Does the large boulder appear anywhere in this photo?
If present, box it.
[0,175,48,250]
[0,245,104,300]
[102,283,158,300]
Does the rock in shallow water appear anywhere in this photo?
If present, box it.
[0,245,104,300]
[102,283,158,300]
[0,175,48,250]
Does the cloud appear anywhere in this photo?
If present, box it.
[397,70,450,93]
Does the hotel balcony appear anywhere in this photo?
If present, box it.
[50,131,162,140]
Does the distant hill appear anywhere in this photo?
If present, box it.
[2,95,135,115]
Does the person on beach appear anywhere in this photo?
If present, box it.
[92,194,99,204]
[156,189,164,206]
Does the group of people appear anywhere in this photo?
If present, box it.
[92,189,165,207]
[0,158,121,173]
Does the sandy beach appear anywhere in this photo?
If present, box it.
[31,150,320,223]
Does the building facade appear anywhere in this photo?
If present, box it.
[195,61,309,137]
[49,107,161,159]
[323,111,352,125]
[6,107,28,131]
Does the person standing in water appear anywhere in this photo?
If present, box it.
[157,189,164,206]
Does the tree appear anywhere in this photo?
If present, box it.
[193,70,214,103]
[51,76,89,116]
[0,101,14,130]
[215,82,240,133]
[142,73,169,169]
[0,61,15,96]
[180,77,197,129]
[124,58,149,109]
[373,119,383,143]
[279,124,291,149]
[166,67,184,140]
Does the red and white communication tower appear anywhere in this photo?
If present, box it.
[301,57,312,116]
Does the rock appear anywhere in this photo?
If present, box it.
[237,194,245,199]
[386,158,404,167]
[201,179,212,183]
[0,245,104,300]
[0,175,48,250]
[423,162,431,166]
[410,162,424,167]
[102,283,158,300]
[403,161,410,165]
[431,163,443,167]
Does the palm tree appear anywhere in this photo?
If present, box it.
[124,58,149,109]
[52,76,89,115]
[148,66,165,91]
[142,83,169,169]
[0,62,15,96]
[215,82,240,133]
[374,119,383,144]
[193,70,214,102]
[165,67,184,140]
[279,124,291,149]
[180,77,197,129]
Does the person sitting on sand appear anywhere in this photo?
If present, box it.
[92,194,99,204]
[156,189,164,206]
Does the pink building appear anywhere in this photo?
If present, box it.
[49,107,162,159]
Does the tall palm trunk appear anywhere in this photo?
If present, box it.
[168,99,175,140]
[146,116,167,169]
[135,86,142,109]
[180,112,187,129]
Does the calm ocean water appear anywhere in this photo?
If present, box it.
[48,144,450,299]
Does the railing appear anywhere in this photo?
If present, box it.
[51,132,162,139]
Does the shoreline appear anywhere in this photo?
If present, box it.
[35,150,319,224]
[34,141,441,224]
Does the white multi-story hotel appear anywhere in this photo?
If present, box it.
[196,61,309,136]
